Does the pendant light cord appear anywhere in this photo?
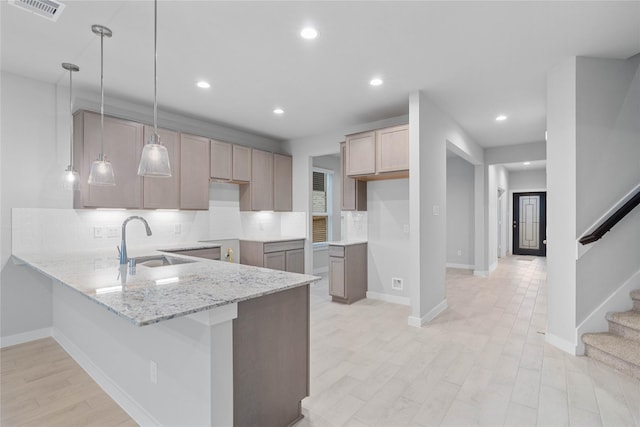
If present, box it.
[153,0,158,137]
[100,30,105,161]
[69,67,74,168]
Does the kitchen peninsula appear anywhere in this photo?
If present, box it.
[12,247,319,427]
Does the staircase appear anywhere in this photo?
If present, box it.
[582,289,640,380]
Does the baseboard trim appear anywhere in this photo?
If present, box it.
[446,263,474,270]
[52,327,161,427]
[407,299,448,327]
[0,327,52,348]
[366,291,410,306]
[545,332,577,356]
[575,268,640,356]
[313,266,328,275]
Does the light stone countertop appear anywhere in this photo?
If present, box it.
[238,236,306,243]
[327,240,368,246]
[13,249,319,327]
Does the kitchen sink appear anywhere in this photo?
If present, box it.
[134,255,197,268]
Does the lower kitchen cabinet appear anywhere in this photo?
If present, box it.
[328,242,367,304]
[240,239,305,273]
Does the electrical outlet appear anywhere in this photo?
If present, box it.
[457,249,462,256]
[174,223,181,234]
[106,226,119,238]
[392,277,403,290]
[432,205,440,216]
[150,360,158,384]
[93,226,104,239]
[403,224,410,233]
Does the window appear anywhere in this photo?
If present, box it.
[312,169,332,244]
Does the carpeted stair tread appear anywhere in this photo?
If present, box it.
[582,332,640,367]
[606,310,640,331]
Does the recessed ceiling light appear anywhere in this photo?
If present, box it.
[273,108,284,115]
[300,27,318,40]
[495,115,507,121]
[196,81,210,89]
[523,161,531,165]
[370,78,383,86]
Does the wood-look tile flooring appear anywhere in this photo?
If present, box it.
[1,338,135,426]
[2,256,638,426]
[300,256,640,426]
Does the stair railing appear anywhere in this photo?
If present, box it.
[578,183,640,252]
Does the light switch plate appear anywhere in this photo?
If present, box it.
[93,226,103,239]
[106,226,119,238]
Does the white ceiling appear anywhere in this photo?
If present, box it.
[2,1,639,146]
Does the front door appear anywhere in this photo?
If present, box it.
[513,192,546,257]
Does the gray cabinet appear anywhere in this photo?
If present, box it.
[239,148,273,211]
[328,243,367,304]
[74,111,143,209]
[345,124,409,180]
[210,140,252,183]
[341,142,367,211]
[143,126,180,209]
[240,239,305,273]
[274,153,292,212]
[180,133,210,210]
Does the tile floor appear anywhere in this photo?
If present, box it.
[298,255,640,427]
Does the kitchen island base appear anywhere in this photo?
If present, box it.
[51,279,309,426]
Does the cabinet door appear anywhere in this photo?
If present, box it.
[285,248,304,274]
[264,251,286,271]
[210,139,232,181]
[78,111,143,208]
[273,153,292,212]
[376,124,409,173]
[346,131,375,176]
[250,149,274,211]
[232,145,251,182]
[329,257,346,298]
[341,142,367,211]
[143,126,180,209]
[180,134,210,210]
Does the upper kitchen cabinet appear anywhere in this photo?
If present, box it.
[74,110,143,209]
[180,133,210,210]
[210,140,251,183]
[143,126,180,209]
[273,153,292,212]
[340,142,367,211]
[240,148,274,211]
[345,131,376,176]
[345,124,409,180]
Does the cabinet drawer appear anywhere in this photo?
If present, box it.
[263,240,304,253]
[328,245,345,258]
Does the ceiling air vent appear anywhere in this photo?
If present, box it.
[8,0,66,22]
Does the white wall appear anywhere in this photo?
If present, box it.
[446,156,475,268]
[546,54,640,354]
[575,55,640,325]
[509,169,546,191]
[367,179,410,302]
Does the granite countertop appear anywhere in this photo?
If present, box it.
[13,249,319,327]
[157,241,222,252]
[239,237,306,243]
[328,240,368,246]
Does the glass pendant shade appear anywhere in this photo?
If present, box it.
[63,165,79,190]
[138,133,171,177]
[88,155,116,186]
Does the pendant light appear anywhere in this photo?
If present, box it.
[137,0,171,177]
[88,24,116,186]
[62,62,79,189]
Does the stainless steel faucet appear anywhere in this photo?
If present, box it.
[118,216,152,265]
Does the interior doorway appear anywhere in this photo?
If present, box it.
[512,192,547,256]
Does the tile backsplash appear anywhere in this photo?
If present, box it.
[12,207,307,256]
